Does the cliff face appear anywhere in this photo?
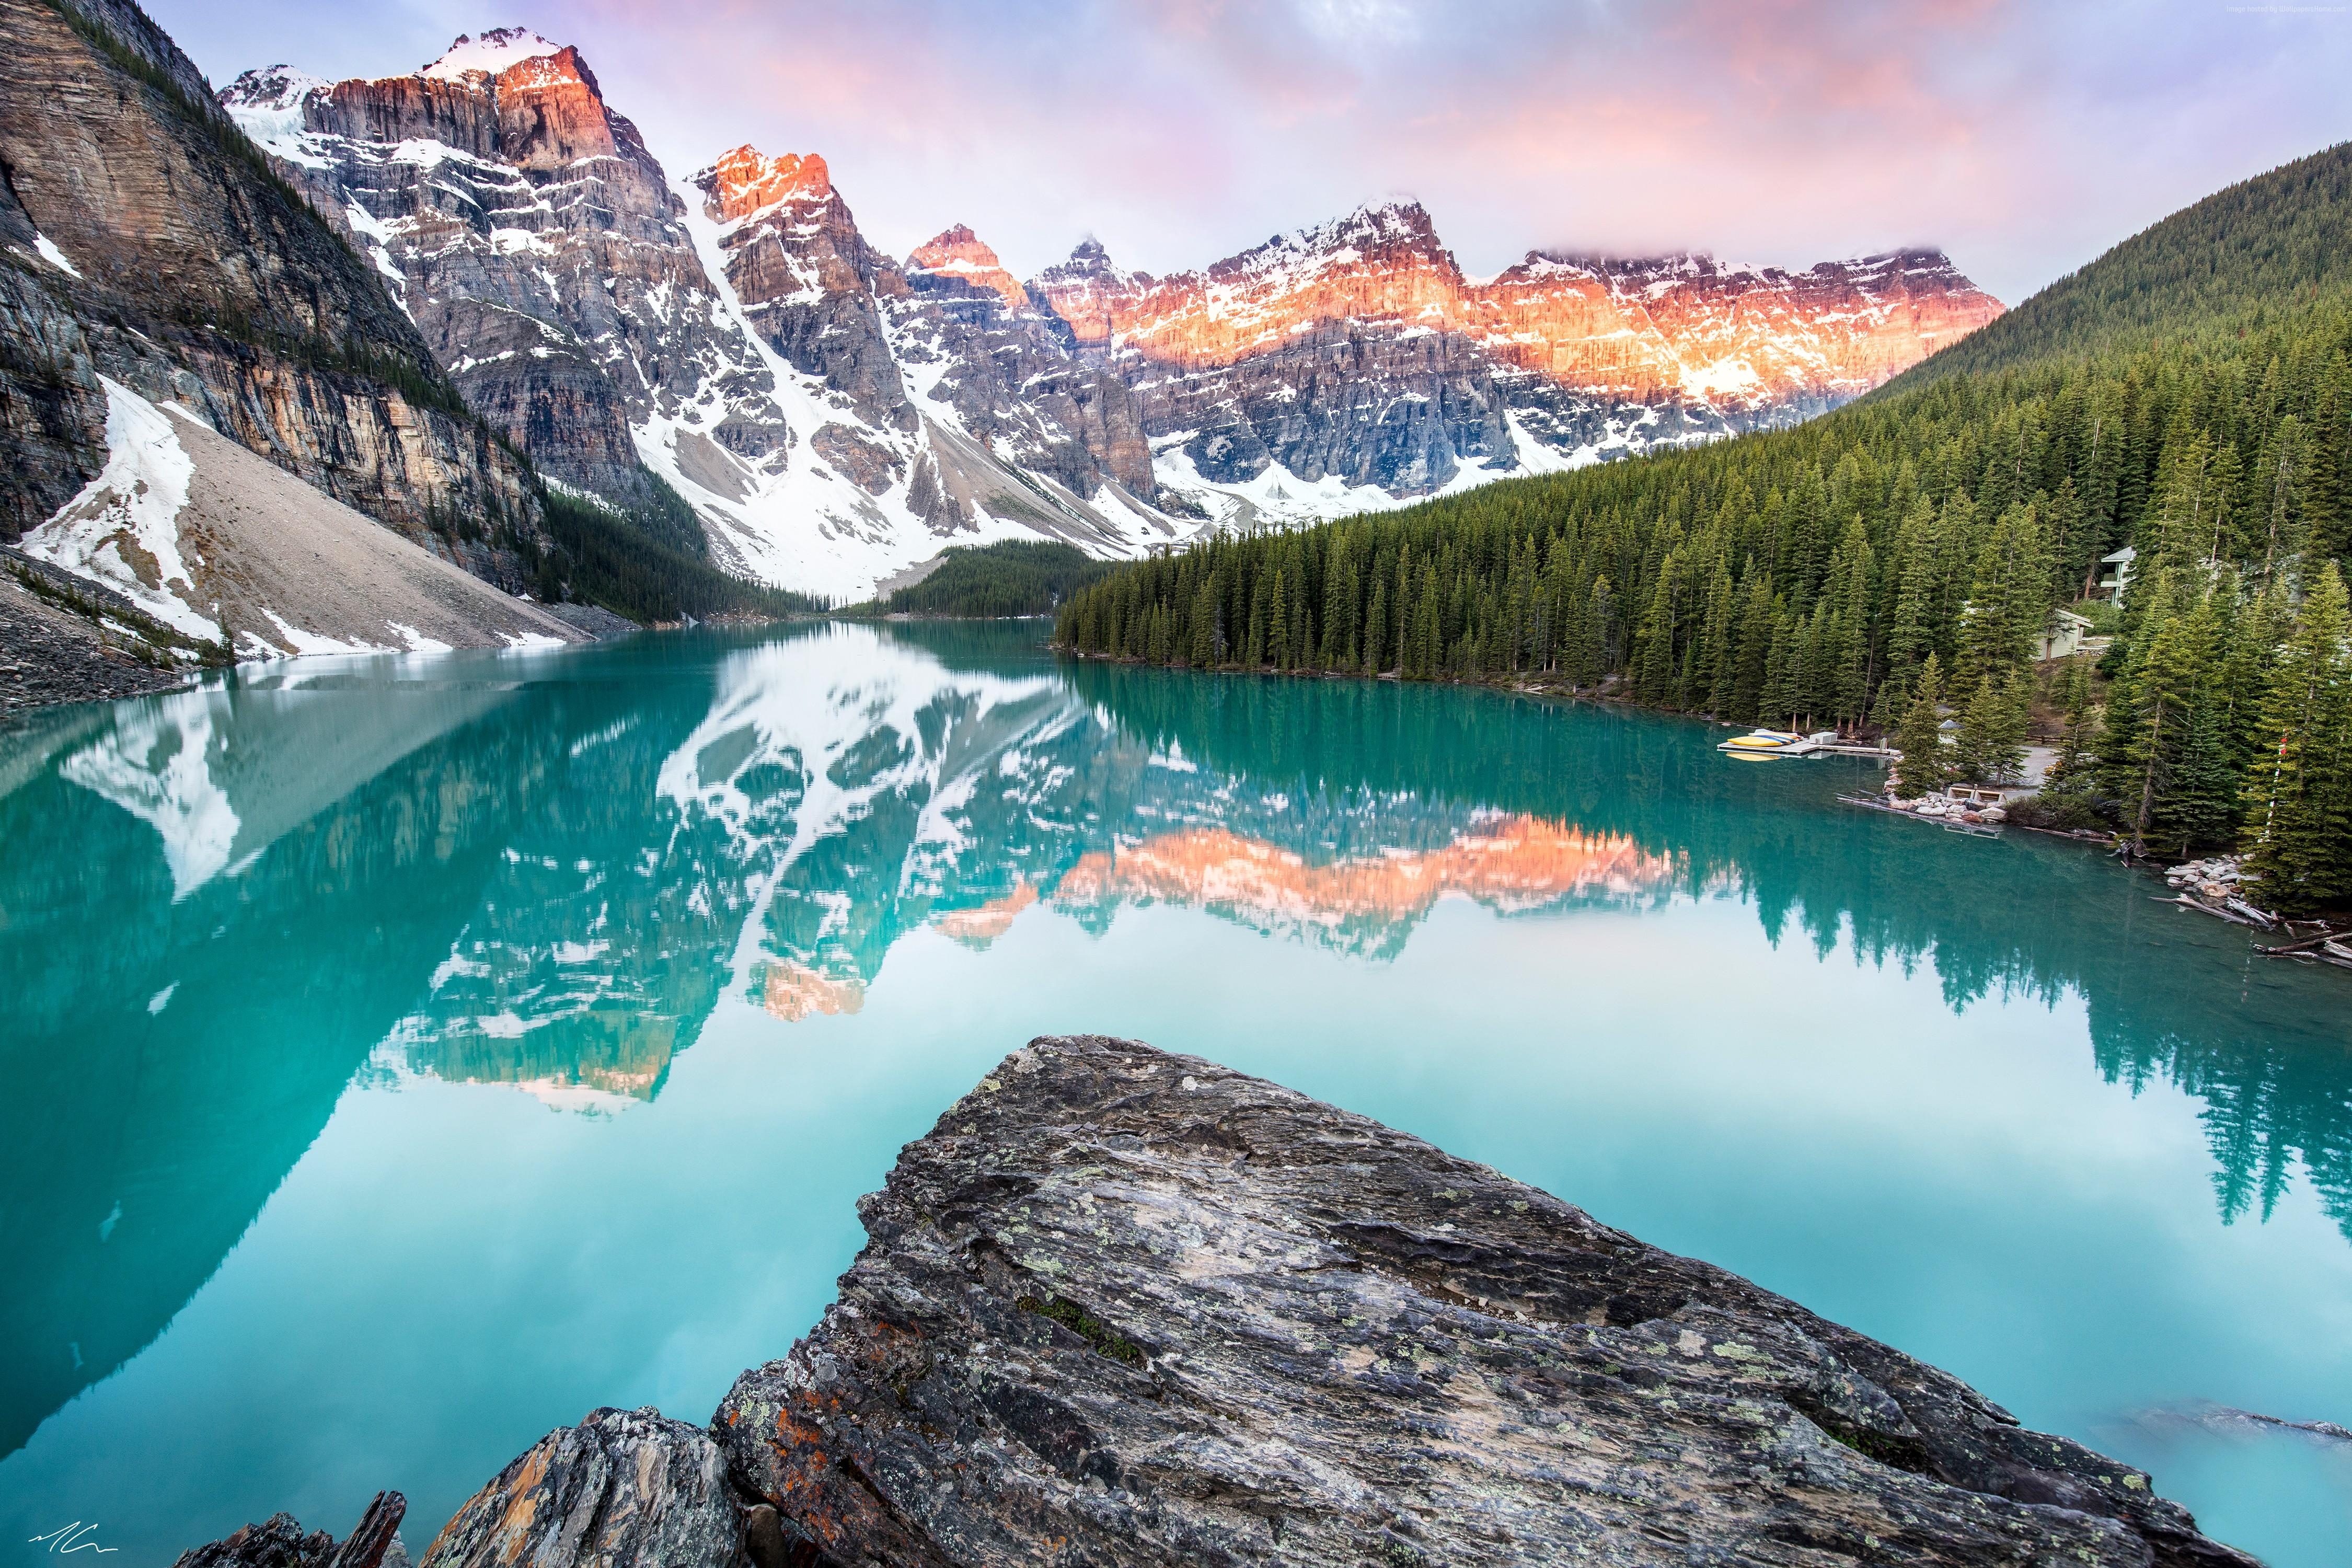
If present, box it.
[0,0,543,583]
[696,146,911,430]
[330,1036,2252,1568]
[222,36,781,517]
[1030,205,1520,501]
[1470,248,2004,450]
[221,36,1182,600]
[895,223,1156,502]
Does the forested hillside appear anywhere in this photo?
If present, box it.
[1056,143,2352,907]
[1883,142,2352,384]
[853,541,1114,618]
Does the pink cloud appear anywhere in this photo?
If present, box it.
[147,0,2352,303]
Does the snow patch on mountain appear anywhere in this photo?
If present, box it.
[423,27,562,80]
[29,231,83,277]
[1149,417,1570,534]
[22,376,212,639]
[641,172,1027,602]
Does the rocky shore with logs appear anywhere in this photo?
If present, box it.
[176,1036,2257,1568]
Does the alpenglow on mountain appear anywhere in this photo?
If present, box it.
[221,27,2003,599]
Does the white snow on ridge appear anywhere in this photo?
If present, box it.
[260,608,396,656]
[1149,408,1588,533]
[636,172,1097,603]
[422,28,562,80]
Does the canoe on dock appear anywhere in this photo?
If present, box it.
[1719,728,1827,757]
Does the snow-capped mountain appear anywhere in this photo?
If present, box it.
[220,29,2002,601]
[1028,204,2006,518]
[223,42,1187,601]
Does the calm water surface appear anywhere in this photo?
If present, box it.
[4,621,2348,1566]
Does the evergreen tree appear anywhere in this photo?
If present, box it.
[1894,654,1950,798]
[1952,674,2027,783]
[2243,562,2352,908]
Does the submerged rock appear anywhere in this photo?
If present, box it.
[181,1036,2256,1567]
[713,1035,2254,1567]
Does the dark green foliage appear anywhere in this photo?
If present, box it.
[1015,1294,1144,1365]
[2241,562,2352,908]
[861,540,1115,618]
[632,471,708,559]
[1893,654,1950,799]
[536,486,817,624]
[1886,141,2352,386]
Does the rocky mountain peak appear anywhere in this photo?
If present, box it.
[218,64,328,113]
[697,145,833,226]
[905,224,1027,313]
[1039,237,1139,284]
[492,44,598,94]
[1226,198,1453,279]
[1027,239,1152,347]
[201,11,2003,594]
[421,27,563,81]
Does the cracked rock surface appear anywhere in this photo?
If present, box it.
[711,1034,2253,1568]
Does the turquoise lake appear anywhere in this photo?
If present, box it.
[3,619,2348,1566]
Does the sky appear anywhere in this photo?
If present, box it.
[145,0,2350,307]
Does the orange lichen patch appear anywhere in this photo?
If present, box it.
[760,960,865,1022]
[932,882,1038,947]
[757,1404,872,1549]
[1053,816,1678,930]
[489,1446,548,1566]
[704,146,832,223]
[906,224,1030,314]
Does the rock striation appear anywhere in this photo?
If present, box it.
[241,1034,2249,1568]
[424,1406,748,1568]
[704,1035,2249,1566]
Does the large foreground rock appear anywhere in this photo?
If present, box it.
[711,1035,2253,1567]
[183,1035,2255,1567]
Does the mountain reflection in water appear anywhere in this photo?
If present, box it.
[1,620,2348,1565]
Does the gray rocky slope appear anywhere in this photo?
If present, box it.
[182,1036,2253,1568]
[0,0,617,700]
